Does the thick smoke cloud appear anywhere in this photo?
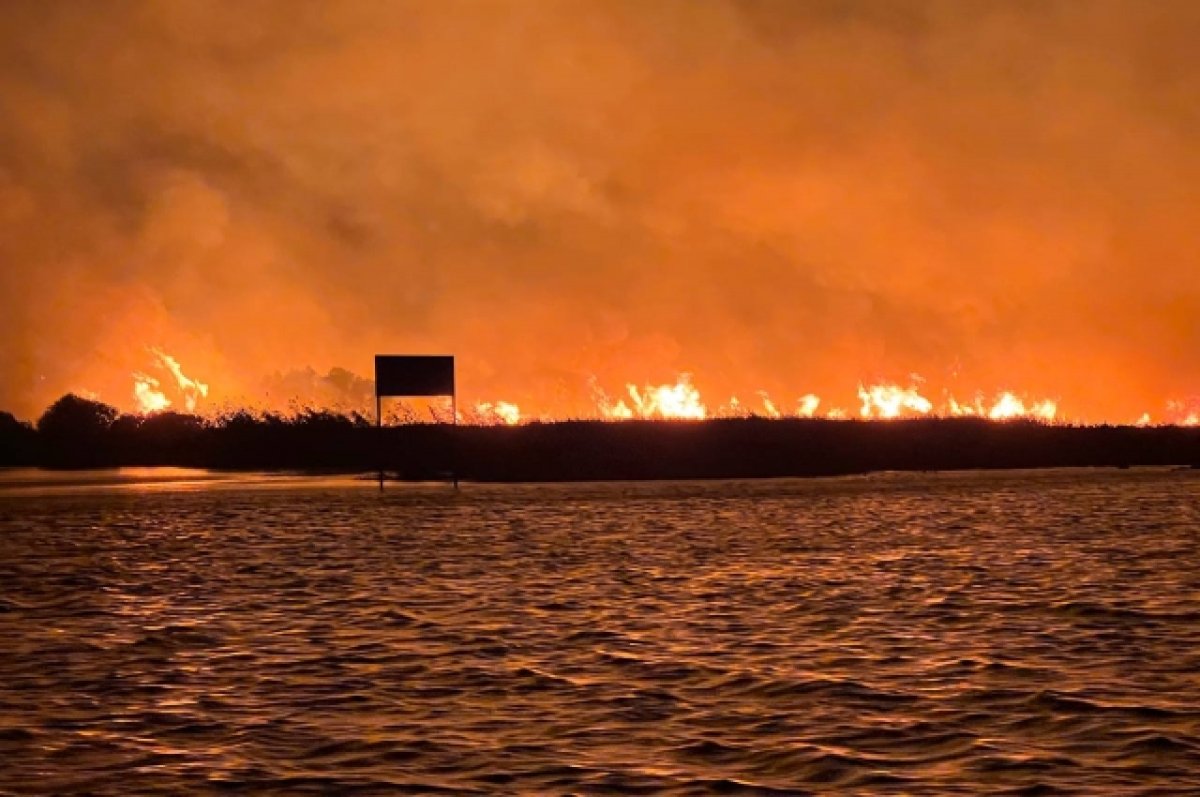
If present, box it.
[2,0,1198,421]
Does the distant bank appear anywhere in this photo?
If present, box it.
[2,395,1197,481]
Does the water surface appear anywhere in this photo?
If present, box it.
[2,468,1198,794]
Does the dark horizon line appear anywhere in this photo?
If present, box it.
[3,392,1197,482]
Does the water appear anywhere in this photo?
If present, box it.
[1,468,1199,794]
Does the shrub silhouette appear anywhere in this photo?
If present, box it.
[0,411,37,466]
[5,394,1199,478]
[36,395,120,466]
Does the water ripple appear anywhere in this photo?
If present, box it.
[1,468,1198,793]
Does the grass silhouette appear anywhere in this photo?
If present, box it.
[1,394,1196,480]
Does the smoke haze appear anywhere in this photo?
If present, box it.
[3,0,1198,421]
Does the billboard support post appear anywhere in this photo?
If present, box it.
[374,355,457,490]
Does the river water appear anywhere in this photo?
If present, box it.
[1,468,1198,794]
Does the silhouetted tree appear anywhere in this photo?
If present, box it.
[106,411,207,466]
[7,393,1200,476]
[0,411,38,466]
[38,394,118,436]
[36,394,119,466]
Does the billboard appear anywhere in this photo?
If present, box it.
[375,355,455,397]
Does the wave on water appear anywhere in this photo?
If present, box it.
[1,469,1198,793]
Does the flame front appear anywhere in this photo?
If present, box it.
[116,351,1195,429]
[858,383,934,419]
[150,348,209,411]
[589,376,1069,424]
[473,401,521,426]
[758,392,782,419]
[601,375,707,420]
[1166,400,1200,427]
[129,348,209,415]
[948,391,1059,422]
[132,373,171,413]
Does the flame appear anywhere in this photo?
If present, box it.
[604,399,635,420]
[113,353,1190,428]
[129,348,209,415]
[149,347,209,411]
[1163,400,1200,427]
[946,391,1058,422]
[758,391,782,419]
[987,392,1026,420]
[986,392,1058,422]
[718,396,748,418]
[858,382,934,419]
[601,374,707,420]
[589,377,1066,423]
[473,400,521,425]
[797,394,821,418]
[132,373,171,413]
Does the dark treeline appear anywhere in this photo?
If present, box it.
[2,394,1198,481]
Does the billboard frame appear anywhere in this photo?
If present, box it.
[374,354,457,489]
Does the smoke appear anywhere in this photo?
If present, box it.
[2,0,1198,421]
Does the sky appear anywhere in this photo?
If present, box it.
[2,0,1198,423]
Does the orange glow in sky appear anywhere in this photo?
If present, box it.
[1,3,1198,425]
[108,349,1200,428]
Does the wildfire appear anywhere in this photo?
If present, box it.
[132,374,171,413]
[798,394,821,418]
[112,351,1193,428]
[473,401,521,425]
[947,391,1058,422]
[131,348,209,414]
[758,391,782,419]
[149,347,209,411]
[600,374,707,420]
[858,382,934,419]
[1165,400,1200,427]
[589,375,1067,424]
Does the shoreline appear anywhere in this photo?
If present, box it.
[5,416,1198,483]
[1,464,1196,498]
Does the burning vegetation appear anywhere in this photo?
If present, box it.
[3,391,1198,479]
[3,349,1197,479]
[95,348,1200,429]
